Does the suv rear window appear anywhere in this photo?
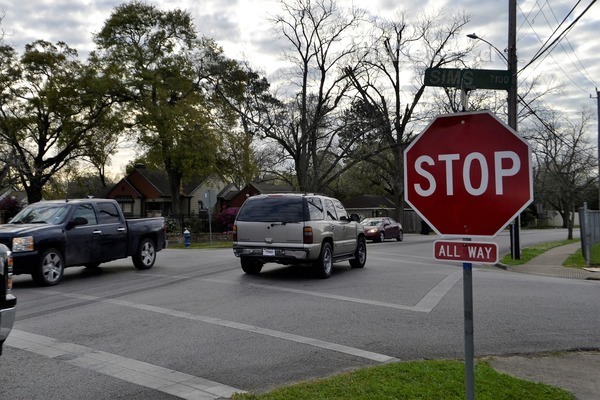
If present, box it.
[236,196,305,223]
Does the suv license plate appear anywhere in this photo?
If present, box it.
[263,248,275,256]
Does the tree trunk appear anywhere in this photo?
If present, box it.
[567,209,574,240]
[167,170,183,216]
[24,177,45,204]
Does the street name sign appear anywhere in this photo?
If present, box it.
[404,110,533,238]
[424,68,512,91]
[434,240,499,264]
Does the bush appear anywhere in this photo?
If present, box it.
[0,197,24,221]
[214,207,239,232]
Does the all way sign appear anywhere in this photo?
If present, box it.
[434,240,499,264]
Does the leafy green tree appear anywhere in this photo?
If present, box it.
[0,41,117,203]
[213,67,277,188]
[94,1,241,215]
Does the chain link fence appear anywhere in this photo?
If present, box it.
[579,202,600,264]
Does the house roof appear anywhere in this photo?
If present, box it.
[107,178,143,199]
[134,168,170,196]
[217,183,239,201]
[184,173,220,195]
[0,188,28,204]
[248,182,294,193]
[343,194,396,209]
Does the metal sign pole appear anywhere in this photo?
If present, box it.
[463,260,475,400]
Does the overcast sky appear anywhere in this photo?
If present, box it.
[1,0,598,174]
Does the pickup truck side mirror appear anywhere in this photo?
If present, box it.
[67,217,88,229]
[350,213,360,222]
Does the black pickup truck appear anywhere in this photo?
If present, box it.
[0,199,167,286]
[0,244,16,355]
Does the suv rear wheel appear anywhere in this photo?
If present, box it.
[350,237,367,268]
[314,242,333,278]
[241,257,263,275]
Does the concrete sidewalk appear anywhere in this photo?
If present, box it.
[487,242,600,400]
[487,351,600,400]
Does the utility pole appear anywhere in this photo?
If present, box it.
[508,0,521,259]
[596,88,600,210]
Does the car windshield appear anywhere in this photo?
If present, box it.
[362,219,383,226]
[10,204,69,225]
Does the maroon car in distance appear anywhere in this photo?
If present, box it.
[361,217,403,242]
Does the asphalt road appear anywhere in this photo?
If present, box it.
[2,228,598,400]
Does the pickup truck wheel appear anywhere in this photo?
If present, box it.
[314,242,333,278]
[133,238,156,270]
[349,237,367,269]
[241,257,263,274]
[32,248,64,286]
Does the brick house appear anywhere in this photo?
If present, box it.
[225,182,295,209]
[106,165,225,217]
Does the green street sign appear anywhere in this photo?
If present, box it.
[424,68,512,91]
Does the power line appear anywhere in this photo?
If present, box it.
[544,1,598,88]
[527,0,582,64]
[518,1,598,93]
[520,0,597,74]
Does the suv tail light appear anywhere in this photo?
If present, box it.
[233,225,237,241]
[303,227,313,244]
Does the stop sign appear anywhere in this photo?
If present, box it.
[404,111,532,238]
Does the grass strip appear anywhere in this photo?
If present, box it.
[168,241,232,249]
[563,241,600,267]
[232,359,574,400]
[499,239,578,266]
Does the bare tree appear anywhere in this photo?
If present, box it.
[259,0,367,192]
[527,108,597,239]
[345,10,471,219]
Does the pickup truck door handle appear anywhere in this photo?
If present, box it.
[117,227,126,232]
[92,230,102,235]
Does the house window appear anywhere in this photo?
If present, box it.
[121,202,133,216]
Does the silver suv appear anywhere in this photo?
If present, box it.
[232,193,367,278]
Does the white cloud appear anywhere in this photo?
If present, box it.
[1,0,598,174]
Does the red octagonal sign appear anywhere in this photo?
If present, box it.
[404,111,533,238]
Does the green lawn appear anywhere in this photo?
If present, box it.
[563,241,600,267]
[232,359,574,400]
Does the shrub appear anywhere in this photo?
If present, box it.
[0,197,24,220]
[214,207,239,232]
